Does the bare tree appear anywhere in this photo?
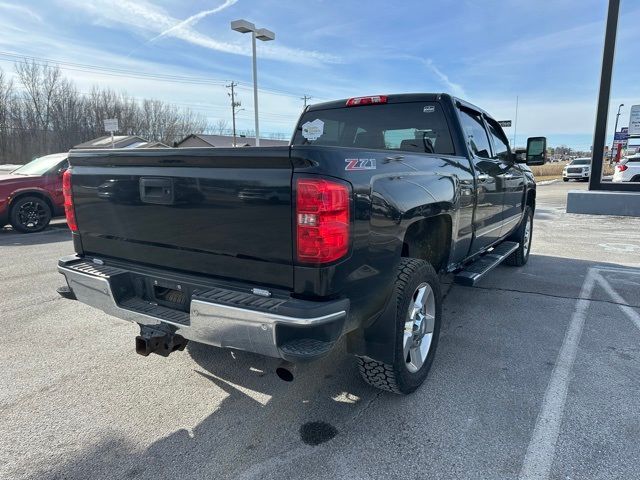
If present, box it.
[214,119,228,135]
[0,60,211,164]
[0,71,17,162]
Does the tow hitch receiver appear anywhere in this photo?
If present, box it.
[135,326,188,357]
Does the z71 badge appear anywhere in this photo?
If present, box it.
[345,158,376,171]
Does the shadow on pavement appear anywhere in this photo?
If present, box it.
[0,223,70,247]
[32,255,640,480]
[35,341,374,480]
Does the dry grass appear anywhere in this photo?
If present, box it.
[530,163,566,177]
[529,161,614,180]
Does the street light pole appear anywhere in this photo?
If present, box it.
[231,19,275,148]
[251,31,259,146]
[611,103,624,162]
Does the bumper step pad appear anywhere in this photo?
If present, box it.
[279,338,335,360]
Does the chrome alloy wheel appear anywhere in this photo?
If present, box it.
[523,215,532,257]
[403,282,436,373]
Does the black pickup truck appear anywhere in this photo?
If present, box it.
[57,93,546,394]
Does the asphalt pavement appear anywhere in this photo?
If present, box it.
[1,180,639,480]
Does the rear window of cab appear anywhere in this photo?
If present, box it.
[292,102,455,155]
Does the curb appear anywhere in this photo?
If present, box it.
[537,179,560,186]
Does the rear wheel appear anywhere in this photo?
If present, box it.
[357,258,441,394]
[10,196,51,233]
[506,206,533,266]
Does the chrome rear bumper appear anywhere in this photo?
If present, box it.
[58,257,347,360]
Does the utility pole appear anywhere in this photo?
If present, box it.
[301,95,312,109]
[512,96,519,148]
[226,81,240,147]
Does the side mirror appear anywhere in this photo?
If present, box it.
[525,137,547,165]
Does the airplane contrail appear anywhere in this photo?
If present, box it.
[147,0,239,45]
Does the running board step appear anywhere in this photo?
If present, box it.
[454,241,519,287]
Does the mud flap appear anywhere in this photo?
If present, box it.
[346,289,397,365]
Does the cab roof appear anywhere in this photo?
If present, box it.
[305,93,491,118]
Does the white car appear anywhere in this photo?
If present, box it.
[612,154,640,183]
[562,158,591,181]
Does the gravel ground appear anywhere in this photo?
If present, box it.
[1,181,639,480]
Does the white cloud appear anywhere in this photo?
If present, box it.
[63,0,341,65]
[0,2,42,22]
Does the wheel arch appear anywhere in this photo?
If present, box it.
[401,214,452,273]
[524,187,536,213]
[9,189,55,214]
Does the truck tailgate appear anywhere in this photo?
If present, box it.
[69,148,294,289]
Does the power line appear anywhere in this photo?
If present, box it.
[0,51,308,100]
[2,52,301,135]
[301,95,312,108]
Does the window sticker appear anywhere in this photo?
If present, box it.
[301,119,324,141]
[423,105,435,113]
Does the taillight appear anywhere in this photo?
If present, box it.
[62,169,78,232]
[346,95,388,107]
[296,178,350,264]
[617,164,628,172]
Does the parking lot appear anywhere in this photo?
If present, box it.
[1,181,639,480]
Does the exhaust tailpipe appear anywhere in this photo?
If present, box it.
[276,361,295,382]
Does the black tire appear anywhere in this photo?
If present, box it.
[562,178,569,182]
[357,258,442,394]
[505,206,533,266]
[9,196,52,233]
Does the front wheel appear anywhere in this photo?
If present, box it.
[357,258,442,394]
[563,178,569,182]
[10,196,52,233]
[506,206,533,266]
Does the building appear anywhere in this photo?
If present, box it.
[140,141,170,148]
[73,135,166,149]
[175,134,289,148]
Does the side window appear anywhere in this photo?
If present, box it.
[458,109,492,158]
[486,119,511,162]
[52,159,69,175]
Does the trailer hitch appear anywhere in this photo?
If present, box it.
[135,325,188,357]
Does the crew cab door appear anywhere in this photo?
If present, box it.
[484,116,525,238]
[458,107,505,251]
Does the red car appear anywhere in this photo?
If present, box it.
[0,153,68,233]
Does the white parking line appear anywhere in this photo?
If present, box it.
[519,265,640,480]
[518,268,597,480]
[596,273,640,332]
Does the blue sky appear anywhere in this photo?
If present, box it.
[0,0,639,149]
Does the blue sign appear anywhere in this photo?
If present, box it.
[614,130,629,141]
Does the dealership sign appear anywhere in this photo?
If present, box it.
[614,128,629,141]
[629,105,640,136]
